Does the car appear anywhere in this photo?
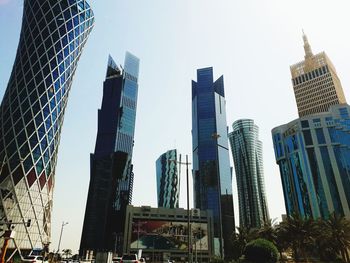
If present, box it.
[121,254,139,263]
[112,257,122,263]
[22,256,48,263]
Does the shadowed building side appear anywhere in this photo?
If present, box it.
[80,53,140,257]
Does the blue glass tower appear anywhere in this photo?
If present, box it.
[0,0,94,254]
[80,52,140,256]
[192,67,235,258]
[156,149,180,208]
[272,104,350,219]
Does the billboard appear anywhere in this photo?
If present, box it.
[130,220,208,251]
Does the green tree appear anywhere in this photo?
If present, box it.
[243,238,279,263]
[278,213,317,262]
[274,222,291,261]
[231,226,258,261]
[257,218,278,244]
[318,213,350,263]
[62,249,72,259]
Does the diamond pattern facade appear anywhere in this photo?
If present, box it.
[0,0,94,253]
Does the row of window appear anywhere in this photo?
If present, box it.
[292,65,329,86]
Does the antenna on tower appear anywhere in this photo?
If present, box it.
[302,30,313,59]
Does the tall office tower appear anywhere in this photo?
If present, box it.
[272,105,350,219]
[229,119,269,228]
[80,53,140,256]
[272,35,350,219]
[291,33,346,117]
[0,0,94,255]
[156,149,180,208]
[192,67,235,258]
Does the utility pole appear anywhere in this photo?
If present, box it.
[169,154,192,263]
[57,221,68,253]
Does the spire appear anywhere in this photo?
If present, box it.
[302,30,313,59]
[106,55,121,78]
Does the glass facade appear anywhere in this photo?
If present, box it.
[0,0,94,254]
[80,53,140,256]
[156,149,180,208]
[272,104,350,219]
[228,119,269,228]
[192,67,234,259]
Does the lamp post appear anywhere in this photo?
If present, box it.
[211,132,224,258]
[169,154,192,263]
[57,221,68,253]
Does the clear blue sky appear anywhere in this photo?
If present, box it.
[1,0,350,254]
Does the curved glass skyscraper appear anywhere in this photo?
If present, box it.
[156,149,180,208]
[0,0,94,253]
[229,119,269,228]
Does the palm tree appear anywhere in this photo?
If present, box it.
[278,213,317,262]
[257,218,278,244]
[319,213,350,262]
[231,226,257,260]
[62,249,72,259]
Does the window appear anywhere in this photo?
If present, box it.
[303,130,313,145]
[315,128,326,144]
[301,120,309,128]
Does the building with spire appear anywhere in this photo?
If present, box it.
[291,32,346,117]
[80,53,140,256]
[272,34,350,220]
[156,149,180,208]
[192,67,235,258]
[0,0,94,256]
[229,119,269,228]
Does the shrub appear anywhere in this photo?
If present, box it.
[243,238,279,263]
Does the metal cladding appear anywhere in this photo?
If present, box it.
[0,0,94,253]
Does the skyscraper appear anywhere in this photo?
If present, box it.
[291,33,346,117]
[229,119,269,228]
[272,35,350,219]
[192,67,235,258]
[272,105,350,219]
[156,149,180,208]
[0,0,94,254]
[80,53,140,256]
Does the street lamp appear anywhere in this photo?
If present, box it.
[169,154,192,263]
[211,132,224,258]
[57,221,68,253]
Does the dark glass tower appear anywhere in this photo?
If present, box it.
[0,0,94,254]
[229,119,269,228]
[156,149,180,208]
[80,53,140,256]
[192,67,235,259]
